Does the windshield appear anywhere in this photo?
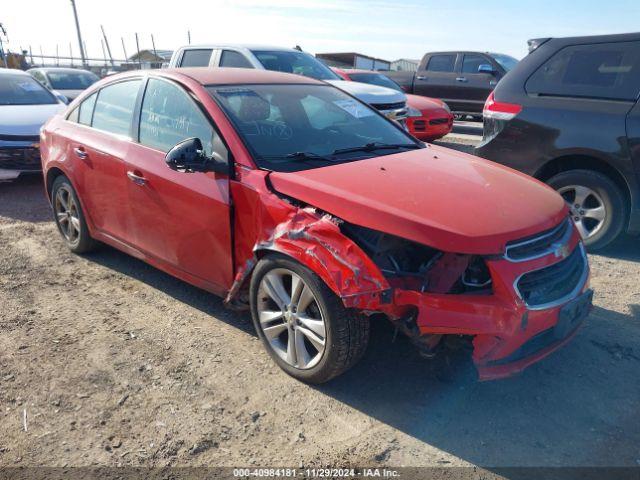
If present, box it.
[490,53,519,72]
[209,84,419,172]
[347,73,403,92]
[0,73,58,105]
[251,50,341,81]
[47,71,99,90]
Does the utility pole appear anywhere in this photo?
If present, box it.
[134,32,141,69]
[0,23,8,68]
[121,37,128,61]
[101,25,114,66]
[187,30,191,45]
[70,0,87,67]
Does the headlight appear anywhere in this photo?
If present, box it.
[407,106,423,118]
[441,102,451,114]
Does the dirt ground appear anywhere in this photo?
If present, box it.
[1,146,639,471]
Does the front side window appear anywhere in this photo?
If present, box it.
[139,78,219,156]
[209,84,419,172]
[180,49,213,67]
[347,73,403,92]
[92,80,141,136]
[462,54,489,74]
[526,41,640,101]
[251,50,340,81]
[220,50,253,68]
[47,71,99,90]
[426,55,456,72]
[0,73,58,105]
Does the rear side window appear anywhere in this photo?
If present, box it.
[526,41,640,101]
[78,92,97,125]
[179,49,213,67]
[426,55,456,72]
[92,80,141,136]
[139,78,221,157]
[219,50,253,68]
[462,54,488,74]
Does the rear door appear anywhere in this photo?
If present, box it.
[458,53,500,113]
[63,80,142,243]
[626,99,640,188]
[124,77,233,291]
[413,53,461,108]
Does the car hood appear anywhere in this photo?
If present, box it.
[268,145,567,254]
[326,80,406,106]
[406,94,448,112]
[0,103,65,136]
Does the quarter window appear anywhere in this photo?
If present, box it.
[526,41,640,101]
[426,54,456,72]
[180,49,213,67]
[78,92,97,125]
[219,50,253,68]
[92,80,141,136]
[139,78,221,157]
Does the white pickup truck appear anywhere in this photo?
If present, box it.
[168,44,407,122]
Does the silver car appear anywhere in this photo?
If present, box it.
[28,67,99,102]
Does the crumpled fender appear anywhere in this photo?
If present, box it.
[225,169,390,309]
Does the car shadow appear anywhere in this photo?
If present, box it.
[316,304,640,469]
[595,233,639,262]
[0,174,52,223]
[84,246,256,336]
[83,244,640,469]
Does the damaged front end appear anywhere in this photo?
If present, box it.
[227,171,589,381]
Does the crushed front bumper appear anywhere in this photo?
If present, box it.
[0,142,42,177]
[381,228,591,380]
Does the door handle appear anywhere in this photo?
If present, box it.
[456,77,468,82]
[73,147,88,159]
[126,170,146,186]
[416,75,426,80]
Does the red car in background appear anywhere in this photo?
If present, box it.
[40,68,591,384]
[332,68,454,142]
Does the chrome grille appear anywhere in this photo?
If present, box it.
[505,219,572,262]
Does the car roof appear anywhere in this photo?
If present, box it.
[28,67,96,74]
[111,67,325,86]
[178,44,298,53]
[0,68,30,76]
[544,31,640,45]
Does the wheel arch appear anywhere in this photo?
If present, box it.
[45,167,67,203]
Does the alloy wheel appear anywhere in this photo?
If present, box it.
[558,184,606,240]
[256,268,327,370]
[54,185,81,245]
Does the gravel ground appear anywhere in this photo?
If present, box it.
[1,158,639,471]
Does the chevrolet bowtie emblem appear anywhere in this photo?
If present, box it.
[552,242,570,259]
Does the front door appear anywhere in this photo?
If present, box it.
[124,77,233,291]
[413,53,461,109]
[458,53,500,114]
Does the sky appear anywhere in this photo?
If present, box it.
[1,0,640,64]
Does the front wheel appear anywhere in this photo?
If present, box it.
[250,254,369,384]
[547,169,627,250]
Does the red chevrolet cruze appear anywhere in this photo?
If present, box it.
[40,68,592,383]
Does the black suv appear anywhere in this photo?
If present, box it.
[476,33,640,249]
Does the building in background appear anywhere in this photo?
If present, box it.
[390,58,419,71]
[125,49,173,69]
[316,52,390,71]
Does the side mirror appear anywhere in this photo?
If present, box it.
[165,137,227,175]
[478,64,496,75]
[54,92,69,104]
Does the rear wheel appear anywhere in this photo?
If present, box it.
[547,169,627,250]
[250,254,369,384]
[51,176,98,253]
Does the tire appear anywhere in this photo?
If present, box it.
[51,176,99,254]
[250,253,369,384]
[547,169,627,250]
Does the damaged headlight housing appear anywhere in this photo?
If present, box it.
[340,222,492,294]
